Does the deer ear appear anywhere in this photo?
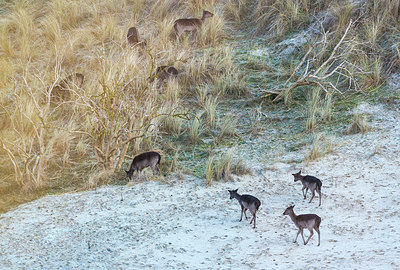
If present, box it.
[125,170,129,174]
[298,170,301,174]
[234,189,238,192]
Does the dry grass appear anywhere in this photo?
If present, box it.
[305,133,334,162]
[253,0,329,36]
[205,148,250,186]
[0,0,244,203]
[344,113,370,135]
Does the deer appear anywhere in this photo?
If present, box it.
[150,66,179,82]
[292,170,322,206]
[126,27,147,48]
[125,151,161,180]
[283,205,321,246]
[174,10,214,38]
[49,73,84,103]
[228,189,261,229]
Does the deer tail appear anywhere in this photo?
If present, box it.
[317,180,322,190]
[315,215,322,228]
[256,200,261,211]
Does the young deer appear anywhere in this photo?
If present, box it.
[126,27,147,48]
[283,205,321,246]
[125,151,161,180]
[150,66,179,82]
[174,10,214,38]
[228,189,261,229]
[292,170,322,206]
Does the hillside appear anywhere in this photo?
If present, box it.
[1,0,400,269]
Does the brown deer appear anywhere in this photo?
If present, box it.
[292,170,322,206]
[228,189,261,229]
[283,205,321,246]
[125,151,161,180]
[49,73,84,103]
[174,10,214,38]
[127,27,147,48]
[150,66,179,82]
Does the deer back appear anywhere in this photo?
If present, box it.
[295,214,321,228]
[240,194,261,210]
[131,151,161,170]
[174,18,202,34]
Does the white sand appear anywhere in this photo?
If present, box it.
[1,103,400,269]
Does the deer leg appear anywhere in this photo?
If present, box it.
[240,205,244,221]
[317,188,322,206]
[303,187,309,199]
[150,165,156,175]
[294,229,301,243]
[304,229,314,245]
[243,208,249,220]
[249,209,255,224]
[309,189,316,203]
[300,229,306,244]
[301,187,306,199]
[315,227,321,246]
[252,211,257,229]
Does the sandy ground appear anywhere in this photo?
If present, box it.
[1,101,400,269]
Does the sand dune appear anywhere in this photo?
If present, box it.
[1,103,399,269]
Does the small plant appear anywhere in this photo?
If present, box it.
[306,88,322,132]
[249,105,264,135]
[189,115,203,144]
[203,96,218,128]
[344,113,370,135]
[218,113,237,138]
[215,148,234,182]
[206,155,215,186]
[205,148,250,186]
[305,133,334,162]
[196,84,209,106]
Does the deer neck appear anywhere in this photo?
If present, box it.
[233,193,242,203]
[287,210,298,224]
[201,15,207,23]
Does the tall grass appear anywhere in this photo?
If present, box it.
[0,0,243,198]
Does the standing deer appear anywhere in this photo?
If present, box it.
[292,170,322,206]
[283,205,321,246]
[228,189,261,229]
[174,10,214,38]
[127,27,147,48]
[125,151,161,180]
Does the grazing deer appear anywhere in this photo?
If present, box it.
[283,205,321,246]
[292,170,322,206]
[49,73,84,103]
[127,27,147,48]
[174,10,214,38]
[125,151,161,180]
[150,66,179,82]
[228,189,261,229]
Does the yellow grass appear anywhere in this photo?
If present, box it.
[0,0,242,201]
